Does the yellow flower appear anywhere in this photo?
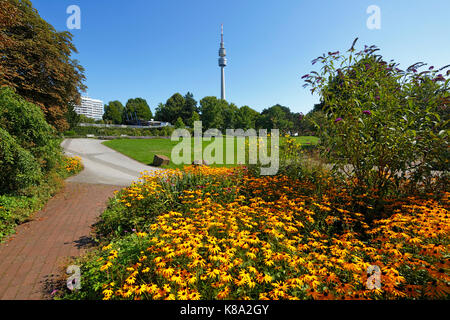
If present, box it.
[263,274,273,284]
[126,277,136,285]
[100,261,112,271]
[136,232,148,238]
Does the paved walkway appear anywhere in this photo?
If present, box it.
[0,139,161,300]
[0,183,119,299]
[62,138,161,186]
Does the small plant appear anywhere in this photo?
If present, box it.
[62,156,84,176]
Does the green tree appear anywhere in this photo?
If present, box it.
[236,105,260,129]
[188,111,200,127]
[0,0,86,132]
[174,117,185,129]
[65,102,81,129]
[199,96,227,130]
[257,104,293,133]
[79,114,95,124]
[103,101,124,124]
[124,98,152,122]
[154,103,166,122]
[223,103,239,129]
[155,93,185,124]
[181,92,198,124]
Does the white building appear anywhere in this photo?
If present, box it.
[74,96,104,120]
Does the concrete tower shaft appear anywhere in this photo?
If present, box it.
[218,24,227,100]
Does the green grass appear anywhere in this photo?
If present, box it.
[102,136,319,169]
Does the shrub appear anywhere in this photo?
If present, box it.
[0,127,42,193]
[302,40,449,211]
[0,87,62,176]
[0,87,82,240]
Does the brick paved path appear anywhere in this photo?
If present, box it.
[0,182,119,300]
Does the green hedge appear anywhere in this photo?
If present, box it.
[64,125,176,137]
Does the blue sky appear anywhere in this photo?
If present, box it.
[33,0,450,115]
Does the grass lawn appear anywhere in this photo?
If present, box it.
[102,136,318,169]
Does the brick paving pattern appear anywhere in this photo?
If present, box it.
[0,183,119,300]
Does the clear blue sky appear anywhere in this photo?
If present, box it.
[33,0,450,115]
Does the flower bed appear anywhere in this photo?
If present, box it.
[63,166,449,300]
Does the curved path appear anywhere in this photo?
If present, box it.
[62,138,161,186]
[0,139,160,299]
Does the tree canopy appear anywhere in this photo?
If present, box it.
[0,0,86,132]
[124,98,152,122]
[155,93,186,124]
[257,104,294,133]
[103,100,124,124]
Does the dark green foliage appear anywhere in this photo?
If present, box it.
[0,87,72,240]
[199,96,227,130]
[257,104,294,133]
[181,92,198,125]
[188,111,200,127]
[0,87,62,193]
[235,106,260,130]
[174,117,185,129]
[223,103,239,129]
[0,128,42,192]
[155,93,185,124]
[65,103,81,129]
[64,125,175,137]
[103,101,124,124]
[124,98,152,121]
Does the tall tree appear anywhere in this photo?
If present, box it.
[174,117,185,129]
[188,111,200,127]
[124,98,152,121]
[103,101,124,124]
[181,92,198,124]
[257,104,293,133]
[0,0,86,132]
[199,96,227,130]
[65,102,80,129]
[236,105,260,129]
[223,103,239,129]
[155,93,185,124]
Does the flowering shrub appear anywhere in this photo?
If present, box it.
[302,40,449,205]
[64,167,449,300]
